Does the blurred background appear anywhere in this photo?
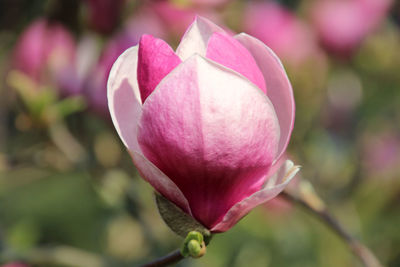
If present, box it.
[0,0,399,266]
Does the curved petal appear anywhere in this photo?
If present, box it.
[107,45,191,214]
[137,54,280,228]
[211,160,300,232]
[130,151,191,214]
[137,35,181,103]
[176,16,226,60]
[107,45,142,152]
[206,32,267,93]
[235,33,295,163]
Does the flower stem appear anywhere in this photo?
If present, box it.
[280,191,383,267]
[138,249,183,267]
[139,190,382,267]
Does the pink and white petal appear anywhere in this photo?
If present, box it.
[130,150,191,214]
[137,35,181,103]
[107,45,142,152]
[108,45,192,215]
[111,91,191,216]
[250,153,288,190]
[235,33,295,163]
[137,55,280,228]
[211,160,300,232]
[176,16,226,61]
[206,32,267,93]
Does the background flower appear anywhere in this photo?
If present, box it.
[311,0,393,56]
[243,1,318,65]
[12,18,77,94]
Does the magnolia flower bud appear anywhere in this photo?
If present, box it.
[108,17,299,233]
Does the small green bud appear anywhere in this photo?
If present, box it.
[188,240,201,256]
[188,239,206,258]
[186,231,203,244]
[181,231,207,258]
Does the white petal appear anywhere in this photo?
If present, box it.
[107,45,142,152]
[176,16,225,61]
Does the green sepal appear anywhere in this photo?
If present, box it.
[155,193,211,239]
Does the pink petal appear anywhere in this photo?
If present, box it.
[176,16,226,60]
[137,35,181,103]
[206,32,266,93]
[130,150,191,214]
[107,45,142,152]
[235,33,295,163]
[211,160,300,232]
[107,45,191,214]
[137,55,280,228]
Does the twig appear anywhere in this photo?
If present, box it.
[138,249,183,267]
[280,191,383,267]
[138,189,383,267]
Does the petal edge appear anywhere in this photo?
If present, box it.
[130,150,192,214]
[211,160,300,232]
[107,45,142,152]
[107,46,191,215]
[235,33,295,163]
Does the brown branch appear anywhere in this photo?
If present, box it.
[280,191,383,267]
[138,190,383,267]
[138,249,184,267]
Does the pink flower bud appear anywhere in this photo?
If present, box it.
[108,17,299,232]
[243,2,318,65]
[13,18,77,94]
[311,0,393,56]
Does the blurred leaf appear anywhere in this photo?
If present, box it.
[51,96,86,119]
[0,171,110,251]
